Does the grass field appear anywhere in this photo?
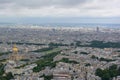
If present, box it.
[43,48,61,54]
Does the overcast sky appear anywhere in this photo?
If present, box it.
[0,0,120,24]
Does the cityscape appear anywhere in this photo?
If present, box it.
[0,26,120,80]
[0,0,120,80]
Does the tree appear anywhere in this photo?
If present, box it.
[0,64,5,76]
[6,72,14,80]
[95,68,103,77]
[95,65,120,80]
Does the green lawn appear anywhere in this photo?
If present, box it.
[43,48,61,54]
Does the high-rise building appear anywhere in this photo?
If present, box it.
[96,27,100,32]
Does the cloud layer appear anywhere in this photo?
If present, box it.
[0,0,120,17]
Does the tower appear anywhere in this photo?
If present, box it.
[96,27,100,32]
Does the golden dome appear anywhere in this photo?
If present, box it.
[12,44,18,52]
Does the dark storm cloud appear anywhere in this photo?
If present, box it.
[0,0,89,9]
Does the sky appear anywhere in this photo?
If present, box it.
[0,0,120,24]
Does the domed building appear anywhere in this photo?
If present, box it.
[9,44,24,61]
